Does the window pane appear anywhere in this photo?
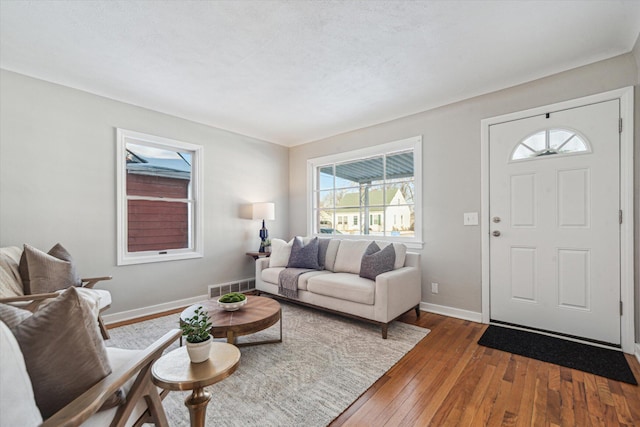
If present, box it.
[558,136,587,153]
[386,151,414,180]
[549,129,575,149]
[335,157,384,187]
[127,200,189,252]
[126,143,192,198]
[384,205,415,237]
[335,187,360,208]
[522,131,546,151]
[513,144,535,160]
[387,181,414,205]
[317,190,334,208]
[318,166,334,191]
[360,184,386,207]
[317,209,335,234]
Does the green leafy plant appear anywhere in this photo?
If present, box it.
[219,292,246,303]
[180,306,212,344]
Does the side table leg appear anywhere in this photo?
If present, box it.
[185,387,212,427]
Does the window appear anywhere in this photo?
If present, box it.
[511,129,590,161]
[116,129,203,265]
[308,136,422,247]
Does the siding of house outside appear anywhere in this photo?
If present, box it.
[126,173,189,252]
[332,188,413,235]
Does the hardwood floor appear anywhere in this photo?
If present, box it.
[330,312,640,427]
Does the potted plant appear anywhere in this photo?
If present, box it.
[180,306,213,363]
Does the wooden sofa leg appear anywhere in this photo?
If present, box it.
[98,315,110,340]
[381,324,388,339]
[414,304,421,318]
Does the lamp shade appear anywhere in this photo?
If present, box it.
[252,202,275,221]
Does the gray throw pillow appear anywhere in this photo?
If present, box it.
[19,243,81,295]
[10,287,123,418]
[287,237,320,270]
[360,242,396,280]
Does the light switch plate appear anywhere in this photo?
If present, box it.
[464,212,479,226]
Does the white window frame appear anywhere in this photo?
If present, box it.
[307,136,423,249]
[116,128,204,265]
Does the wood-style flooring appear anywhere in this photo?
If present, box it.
[330,312,640,427]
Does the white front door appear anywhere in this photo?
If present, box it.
[489,99,621,345]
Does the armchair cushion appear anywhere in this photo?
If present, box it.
[10,287,123,418]
[19,243,81,294]
[0,321,43,427]
[0,303,32,328]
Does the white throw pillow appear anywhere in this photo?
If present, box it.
[333,240,371,274]
[269,238,293,268]
[376,241,407,269]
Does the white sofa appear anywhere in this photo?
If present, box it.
[256,238,422,338]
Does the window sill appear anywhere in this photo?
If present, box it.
[117,251,203,266]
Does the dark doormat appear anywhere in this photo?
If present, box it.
[478,325,637,385]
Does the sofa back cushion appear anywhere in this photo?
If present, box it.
[323,239,341,272]
[333,240,372,274]
[0,246,24,298]
[0,320,43,427]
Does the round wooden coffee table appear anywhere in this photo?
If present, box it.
[181,295,282,347]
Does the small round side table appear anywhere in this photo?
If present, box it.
[151,343,240,427]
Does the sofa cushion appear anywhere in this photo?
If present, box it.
[376,241,407,269]
[323,239,340,272]
[19,243,81,294]
[0,321,43,427]
[10,287,123,418]
[333,240,371,274]
[307,273,375,305]
[0,303,32,328]
[262,268,331,291]
[269,239,293,268]
[287,237,320,269]
[0,246,25,298]
[360,242,396,280]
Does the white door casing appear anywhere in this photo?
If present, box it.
[481,87,635,353]
[489,100,620,345]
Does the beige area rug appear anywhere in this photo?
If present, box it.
[108,299,429,427]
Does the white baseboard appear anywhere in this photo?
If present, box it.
[635,343,640,365]
[420,302,483,323]
[102,294,208,325]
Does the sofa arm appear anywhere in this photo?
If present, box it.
[374,262,422,323]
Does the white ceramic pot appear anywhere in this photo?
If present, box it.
[186,335,212,363]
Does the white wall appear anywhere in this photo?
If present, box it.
[289,53,639,337]
[0,70,289,315]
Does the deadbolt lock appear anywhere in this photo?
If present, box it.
[492,217,501,223]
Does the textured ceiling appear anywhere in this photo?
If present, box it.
[1,1,639,146]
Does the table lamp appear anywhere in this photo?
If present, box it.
[252,202,275,252]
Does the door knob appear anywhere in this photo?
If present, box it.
[492,230,501,237]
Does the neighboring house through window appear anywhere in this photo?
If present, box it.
[116,129,203,265]
[308,136,422,247]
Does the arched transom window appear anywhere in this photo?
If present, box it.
[511,129,590,161]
